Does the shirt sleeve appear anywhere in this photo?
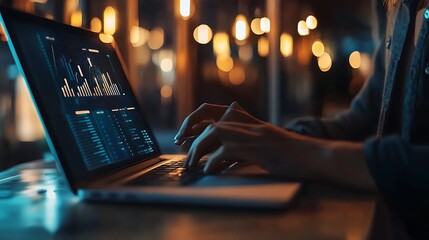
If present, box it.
[286,40,385,141]
[364,136,429,237]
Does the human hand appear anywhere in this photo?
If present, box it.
[178,103,373,190]
[185,120,324,178]
[174,102,262,145]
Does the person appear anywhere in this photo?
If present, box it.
[174,0,429,237]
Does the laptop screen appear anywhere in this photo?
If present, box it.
[0,8,161,185]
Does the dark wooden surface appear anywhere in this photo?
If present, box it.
[0,160,377,240]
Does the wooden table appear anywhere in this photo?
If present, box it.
[0,160,377,240]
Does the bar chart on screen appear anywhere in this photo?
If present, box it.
[40,34,125,99]
[59,53,125,98]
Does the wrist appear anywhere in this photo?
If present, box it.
[320,141,375,189]
[289,134,332,181]
[307,138,334,181]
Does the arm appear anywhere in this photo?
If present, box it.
[179,104,429,194]
[177,103,428,235]
[183,120,376,191]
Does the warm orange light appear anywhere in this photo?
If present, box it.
[318,52,332,72]
[258,36,269,57]
[99,33,114,43]
[233,14,249,43]
[71,10,82,28]
[179,0,191,19]
[213,32,230,56]
[280,33,293,57]
[131,26,150,47]
[130,26,140,45]
[260,17,270,33]
[160,58,173,72]
[66,0,79,10]
[148,28,164,50]
[349,51,361,69]
[160,85,173,98]
[297,20,309,36]
[312,40,325,57]
[152,49,175,67]
[16,76,44,142]
[193,24,213,44]
[359,53,372,76]
[90,18,102,33]
[216,55,234,72]
[0,23,7,42]
[228,66,245,85]
[251,18,264,35]
[306,15,318,30]
[104,6,116,35]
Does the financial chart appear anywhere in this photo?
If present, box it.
[38,32,155,171]
[41,35,125,99]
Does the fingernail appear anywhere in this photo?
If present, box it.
[176,139,187,145]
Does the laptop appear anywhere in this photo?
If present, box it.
[0,7,300,208]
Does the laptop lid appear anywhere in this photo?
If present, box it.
[0,8,162,191]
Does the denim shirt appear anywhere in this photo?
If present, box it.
[286,0,429,234]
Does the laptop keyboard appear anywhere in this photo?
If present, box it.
[125,160,206,186]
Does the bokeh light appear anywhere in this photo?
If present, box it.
[99,33,113,43]
[103,6,116,35]
[160,85,173,98]
[258,36,269,57]
[251,18,264,35]
[228,66,246,85]
[90,18,102,33]
[280,33,293,57]
[216,55,234,72]
[318,52,332,72]
[234,14,249,42]
[160,58,173,72]
[260,17,270,33]
[297,20,309,36]
[349,51,361,69]
[179,0,191,19]
[71,11,82,28]
[213,32,230,56]
[311,41,325,57]
[130,26,150,47]
[148,27,164,50]
[193,24,213,44]
[306,15,318,30]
